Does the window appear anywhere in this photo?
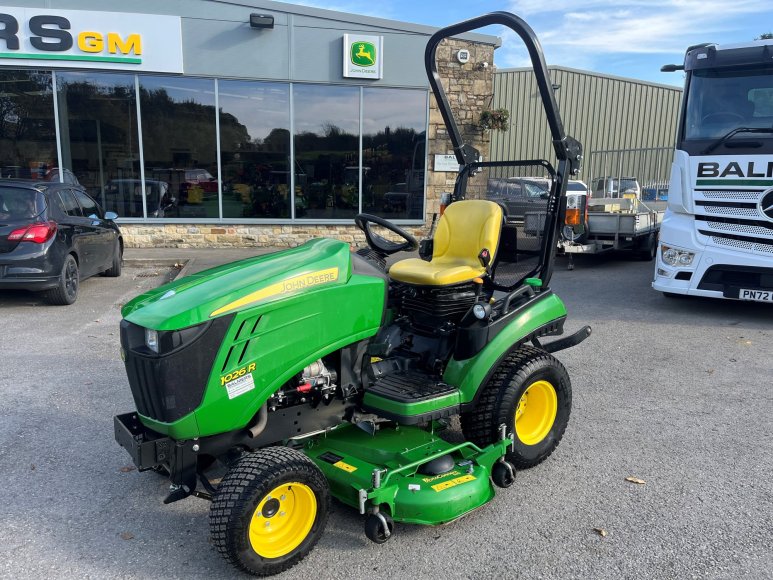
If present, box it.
[684,65,773,140]
[219,81,291,219]
[362,88,427,220]
[139,76,219,218]
[56,71,140,218]
[0,70,58,181]
[294,85,360,220]
[74,190,99,218]
[58,190,83,217]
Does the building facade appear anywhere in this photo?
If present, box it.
[0,1,497,247]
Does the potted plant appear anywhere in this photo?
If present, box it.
[478,108,510,131]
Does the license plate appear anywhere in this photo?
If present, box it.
[738,289,773,302]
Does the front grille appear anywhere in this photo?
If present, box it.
[120,316,233,423]
[696,190,762,201]
[698,265,773,293]
[694,189,773,255]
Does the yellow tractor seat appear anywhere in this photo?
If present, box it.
[389,200,503,286]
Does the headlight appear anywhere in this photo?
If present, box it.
[135,322,212,356]
[473,304,487,319]
[661,245,694,267]
[566,194,579,209]
[145,328,159,353]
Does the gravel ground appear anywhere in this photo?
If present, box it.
[0,253,771,580]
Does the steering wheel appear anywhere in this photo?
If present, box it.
[701,112,745,124]
[354,213,419,256]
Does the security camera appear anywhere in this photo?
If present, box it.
[481,61,489,68]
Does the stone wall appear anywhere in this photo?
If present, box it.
[122,38,495,249]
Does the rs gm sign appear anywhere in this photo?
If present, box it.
[0,7,183,72]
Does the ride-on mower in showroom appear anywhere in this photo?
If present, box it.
[114,12,590,576]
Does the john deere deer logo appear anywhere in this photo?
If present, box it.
[351,41,376,67]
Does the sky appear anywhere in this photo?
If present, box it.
[295,0,772,86]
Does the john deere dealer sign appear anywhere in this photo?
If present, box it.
[0,7,183,73]
[343,34,383,79]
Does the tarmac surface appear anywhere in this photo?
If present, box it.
[0,247,771,579]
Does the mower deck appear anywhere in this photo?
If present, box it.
[304,423,512,525]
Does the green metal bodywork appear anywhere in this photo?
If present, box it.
[305,423,512,525]
[123,239,385,439]
[444,292,567,403]
[362,389,460,417]
[122,239,566,440]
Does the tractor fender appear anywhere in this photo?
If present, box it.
[443,292,567,405]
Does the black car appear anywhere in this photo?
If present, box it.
[0,179,123,305]
[486,176,551,221]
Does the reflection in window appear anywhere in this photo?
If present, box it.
[139,76,218,218]
[219,81,291,219]
[362,88,427,220]
[57,71,141,217]
[293,85,359,220]
[0,70,58,181]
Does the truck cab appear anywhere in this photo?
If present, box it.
[654,39,773,301]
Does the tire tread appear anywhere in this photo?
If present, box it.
[461,345,571,469]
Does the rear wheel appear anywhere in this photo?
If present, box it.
[634,233,657,261]
[43,254,79,305]
[210,447,329,576]
[461,346,572,469]
[103,240,122,277]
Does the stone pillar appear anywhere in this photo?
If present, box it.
[426,38,495,218]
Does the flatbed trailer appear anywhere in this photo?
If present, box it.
[558,198,666,261]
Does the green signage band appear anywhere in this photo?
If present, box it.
[0,52,142,64]
[696,179,773,186]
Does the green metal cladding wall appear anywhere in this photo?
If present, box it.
[490,66,683,184]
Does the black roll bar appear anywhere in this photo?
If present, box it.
[424,11,582,169]
[424,11,584,287]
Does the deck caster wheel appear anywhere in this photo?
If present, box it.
[492,460,516,488]
[364,512,394,544]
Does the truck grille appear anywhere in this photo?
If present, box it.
[694,188,773,254]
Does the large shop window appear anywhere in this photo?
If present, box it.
[219,81,291,219]
[0,70,58,181]
[139,76,218,219]
[293,85,360,220]
[362,88,427,220]
[56,72,141,217]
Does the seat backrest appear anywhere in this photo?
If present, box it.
[432,200,503,265]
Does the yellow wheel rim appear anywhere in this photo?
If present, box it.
[248,482,317,559]
[515,380,558,446]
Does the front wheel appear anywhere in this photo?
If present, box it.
[103,240,122,277]
[461,346,572,469]
[210,447,330,576]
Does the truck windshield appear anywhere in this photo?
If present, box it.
[684,64,773,140]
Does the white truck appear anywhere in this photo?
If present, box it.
[654,39,773,301]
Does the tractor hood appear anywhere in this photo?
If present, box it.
[122,238,352,330]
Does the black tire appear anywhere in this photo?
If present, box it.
[210,447,329,577]
[103,240,122,277]
[43,254,79,305]
[634,233,657,261]
[461,346,572,469]
[491,461,516,488]
[364,512,394,544]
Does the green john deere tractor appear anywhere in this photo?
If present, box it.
[114,12,590,577]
